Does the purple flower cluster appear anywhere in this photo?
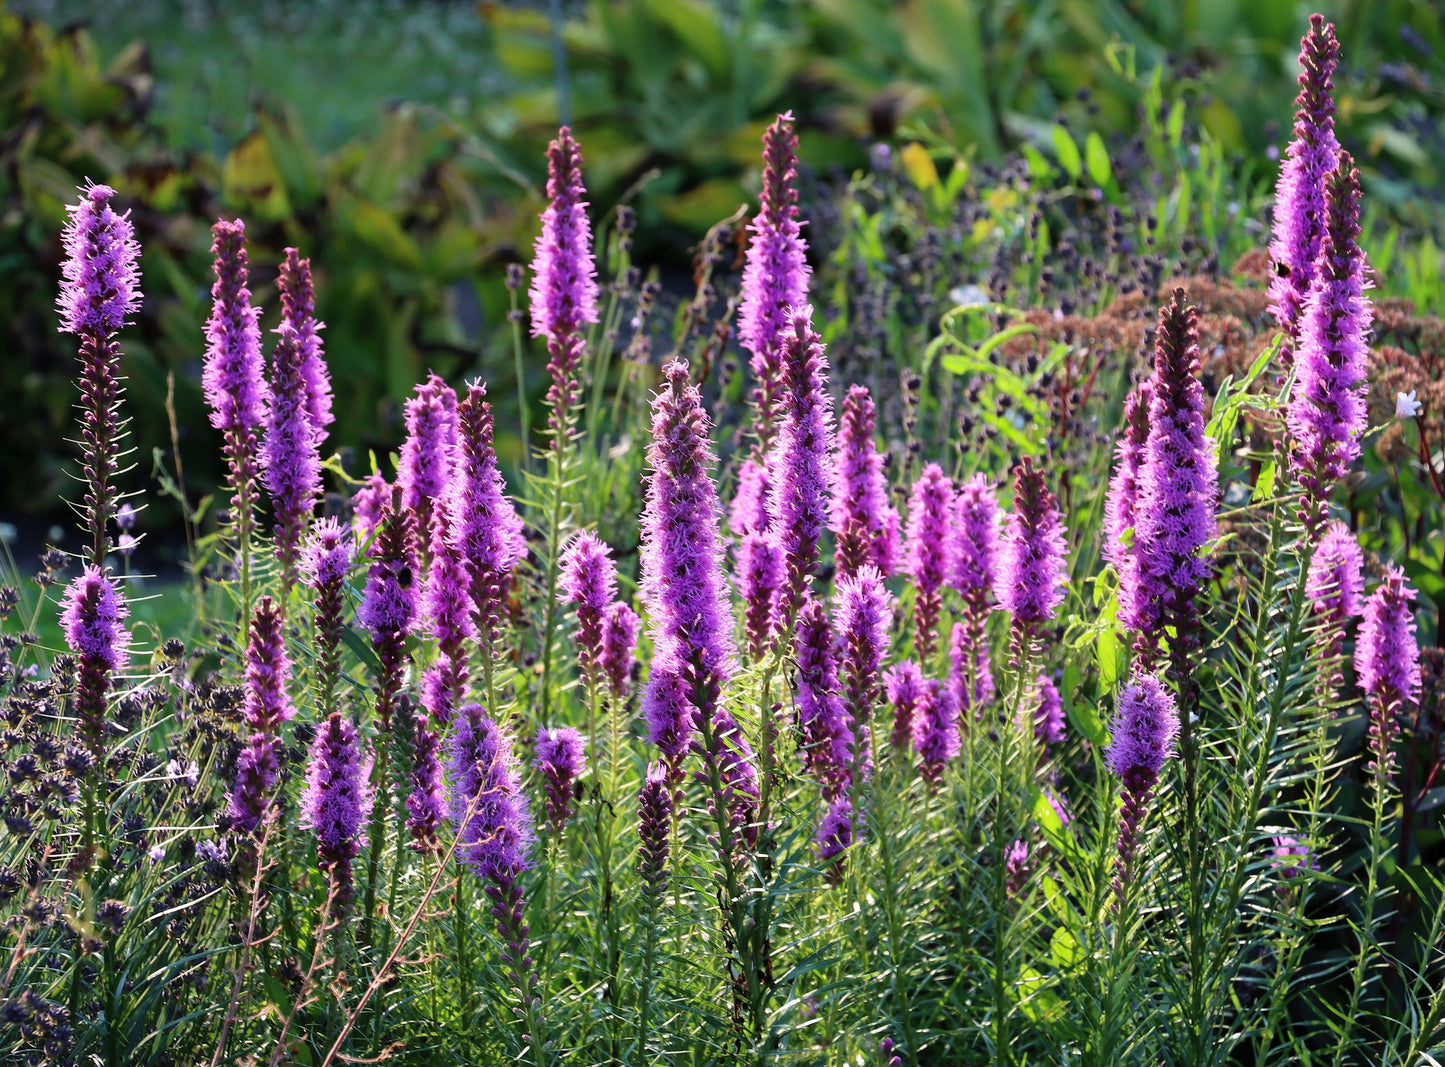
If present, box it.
[914,679,960,789]
[1286,154,1372,530]
[560,531,617,685]
[305,518,350,715]
[300,712,373,905]
[995,457,1067,642]
[601,601,640,700]
[795,597,855,797]
[1355,566,1421,713]
[813,795,853,885]
[1106,674,1179,894]
[1102,381,1152,575]
[456,383,527,644]
[831,385,899,578]
[768,308,835,625]
[1306,521,1364,619]
[230,597,294,834]
[358,486,416,730]
[636,761,673,896]
[58,182,141,338]
[904,463,954,662]
[1033,673,1065,750]
[399,373,459,519]
[1268,15,1341,360]
[422,501,474,724]
[530,127,599,430]
[534,726,587,834]
[948,622,994,719]
[60,565,131,758]
[451,703,535,880]
[352,473,389,542]
[835,566,892,740]
[406,724,445,853]
[277,248,332,437]
[885,660,925,750]
[202,220,268,436]
[738,111,810,447]
[261,323,323,583]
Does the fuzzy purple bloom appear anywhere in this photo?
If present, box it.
[406,724,445,853]
[1103,381,1152,575]
[951,474,999,604]
[1270,835,1316,880]
[1287,154,1372,529]
[729,457,771,537]
[1034,673,1065,748]
[1355,566,1421,712]
[600,601,639,700]
[642,668,694,762]
[261,322,323,583]
[948,621,994,719]
[914,679,960,789]
[61,565,131,758]
[300,712,373,904]
[351,473,389,543]
[885,660,925,750]
[904,463,954,662]
[795,597,856,798]
[1107,674,1179,894]
[1307,521,1364,620]
[277,248,332,437]
[229,597,292,833]
[534,726,588,834]
[530,127,599,429]
[737,529,784,659]
[1268,15,1341,360]
[58,182,141,338]
[450,703,534,879]
[768,307,835,625]
[399,373,459,517]
[814,794,853,885]
[422,501,474,724]
[359,487,415,730]
[1005,839,1030,897]
[304,518,351,717]
[456,383,526,643]
[995,457,1068,633]
[637,761,673,894]
[202,219,268,434]
[835,565,893,739]
[229,735,280,837]
[1123,293,1216,663]
[640,361,736,762]
[831,385,899,578]
[739,111,811,447]
[560,531,618,685]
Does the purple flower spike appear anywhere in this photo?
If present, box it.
[352,473,389,543]
[262,323,323,585]
[60,565,131,757]
[230,597,294,834]
[643,668,695,763]
[359,486,416,731]
[996,456,1068,649]
[300,712,373,906]
[637,761,673,894]
[729,457,771,538]
[530,127,600,431]
[1124,292,1216,668]
[456,383,526,645]
[560,531,618,687]
[203,219,268,435]
[1103,381,1152,575]
[304,518,350,716]
[640,361,735,767]
[58,182,141,338]
[1107,674,1179,895]
[769,306,835,627]
[229,735,280,838]
[1005,839,1030,898]
[1307,520,1364,684]
[885,660,925,750]
[406,723,445,854]
[831,385,900,578]
[904,463,954,663]
[739,111,811,448]
[1287,154,1372,532]
[947,621,994,721]
[1268,15,1341,362]
[399,372,458,519]
[835,565,892,740]
[813,795,854,885]
[277,248,332,438]
[795,596,855,798]
[951,474,999,606]
[534,726,588,835]
[600,601,639,700]
[422,500,474,724]
[737,529,783,659]
[1033,673,1065,749]
[450,703,535,880]
[914,679,960,790]
[1270,835,1317,881]
[1356,567,1421,777]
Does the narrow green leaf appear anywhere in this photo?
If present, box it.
[1052,124,1082,181]
[1085,131,1111,187]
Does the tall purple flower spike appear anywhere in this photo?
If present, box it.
[795,596,855,798]
[885,660,925,750]
[421,497,474,726]
[530,126,600,435]
[1123,292,1216,670]
[534,726,588,835]
[601,601,640,701]
[914,678,960,790]
[229,597,294,834]
[637,761,673,895]
[730,457,782,657]
[261,322,323,586]
[950,474,999,714]
[1103,381,1152,576]
[304,518,350,717]
[1286,154,1372,534]
[58,183,142,566]
[300,712,373,907]
[351,472,389,542]
[1306,520,1364,685]
[948,622,994,719]
[358,486,416,731]
[640,361,736,768]
[203,219,269,563]
[1355,566,1421,778]
[399,372,459,523]
[904,463,954,663]
[834,565,892,757]
[995,456,1067,655]
[768,306,834,628]
[277,248,332,439]
[738,111,810,450]
[1268,15,1341,364]
[60,565,131,758]
[456,383,526,645]
[1106,674,1179,897]
[1033,673,1065,751]
[814,795,854,886]
[560,531,618,688]
[406,722,445,854]
[831,384,899,579]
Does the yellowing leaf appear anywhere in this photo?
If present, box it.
[900,142,938,191]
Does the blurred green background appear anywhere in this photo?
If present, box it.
[1,0,1441,543]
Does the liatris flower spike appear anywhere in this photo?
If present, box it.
[794,596,855,797]
[1102,381,1152,576]
[300,712,373,908]
[277,248,332,437]
[885,660,925,751]
[229,597,294,835]
[637,761,673,895]
[904,463,954,663]
[995,456,1067,656]
[601,601,640,700]
[831,385,899,578]
[261,322,323,586]
[359,486,416,731]
[560,531,618,687]
[1268,14,1341,362]
[1106,674,1179,897]
[305,518,351,717]
[814,795,854,885]
[534,726,587,835]
[834,565,892,743]
[530,126,599,434]
[738,110,810,448]
[1306,520,1364,678]
[58,183,142,567]
[1354,566,1421,779]
[1286,153,1372,534]
[456,382,526,645]
[914,679,960,790]
[421,499,474,724]
[399,373,458,530]
[60,566,131,761]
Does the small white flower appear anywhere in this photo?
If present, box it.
[1397,390,1422,419]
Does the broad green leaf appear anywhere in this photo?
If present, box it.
[1085,131,1111,187]
[1251,460,1277,503]
[1052,124,1082,181]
